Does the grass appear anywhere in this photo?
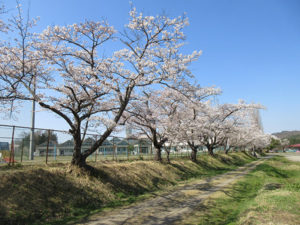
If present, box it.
[183,155,300,225]
[0,152,255,225]
[0,151,203,167]
[2,151,244,168]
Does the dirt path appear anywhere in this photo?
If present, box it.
[280,153,300,162]
[77,157,269,225]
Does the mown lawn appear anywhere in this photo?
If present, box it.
[184,155,300,225]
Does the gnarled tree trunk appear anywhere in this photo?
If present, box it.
[188,142,198,162]
[191,149,197,162]
[151,129,167,162]
[70,130,87,168]
[71,152,87,168]
[154,147,163,162]
[252,147,257,158]
[225,146,232,154]
[207,145,215,156]
[166,150,170,164]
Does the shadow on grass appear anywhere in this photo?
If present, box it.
[0,169,103,225]
[90,167,151,195]
[169,152,256,180]
[220,163,288,202]
[197,199,241,225]
[170,160,231,181]
[0,152,258,225]
[253,164,289,178]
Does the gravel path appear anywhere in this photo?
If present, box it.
[77,157,269,225]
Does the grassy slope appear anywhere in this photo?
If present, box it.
[184,156,300,225]
[0,152,254,225]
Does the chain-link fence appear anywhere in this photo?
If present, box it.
[0,124,200,165]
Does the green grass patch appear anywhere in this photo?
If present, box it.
[0,152,255,225]
[186,156,300,225]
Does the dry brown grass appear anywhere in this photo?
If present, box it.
[238,210,300,225]
[0,152,254,225]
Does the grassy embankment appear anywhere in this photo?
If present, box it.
[0,152,255,225]
[182,155,300,225]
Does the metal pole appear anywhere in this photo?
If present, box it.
[54,143,57,161]
[46,129,50,164]
[114,145,117,161]
[20,139,24,163]
[95,136,98,162]
[29,77,36,160]
[151,144,153,160]
[9,126,15,166]
[127,145,129,161]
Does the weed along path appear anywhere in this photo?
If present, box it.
[77,157,271,225]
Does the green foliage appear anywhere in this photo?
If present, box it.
[17,130,58,150]
[128,144,134,152]
[288,135,300,145]
[267,138,281,150]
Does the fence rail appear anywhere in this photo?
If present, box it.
[0,124,206,165]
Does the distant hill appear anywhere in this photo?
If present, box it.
[272,130,300,145]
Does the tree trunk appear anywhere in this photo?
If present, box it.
[225,146,231,154]
[225,148,229,154]
[166,150,170,164]
[191,149,197,162]
[188,142,197,162]
[70,131,88,168]
[224,139,229,154]
[151,129,167,163]
[207,145,214,156]
[71,141,88,167]
[155,147,163,162]
[242,146,246,153]
[71,152,87,168]
[252,148,257,158]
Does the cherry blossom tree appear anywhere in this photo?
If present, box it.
[0,3,43,117]
[0,6,200,168]
[123,88,180,162]
[280,138,289,152]
[223,108,270,156]
[0,4,17,114]
[165,86,221,162]
[0,5,8,33]
[123,80,219,163]
[222,108,261,154]
[222,123,244,154]
[0,3,271,168]
[174,99,263,159]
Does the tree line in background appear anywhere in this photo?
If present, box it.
[17,130,58,151]
[0,2,283,168]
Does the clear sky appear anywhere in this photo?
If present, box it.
[1,0,300,134]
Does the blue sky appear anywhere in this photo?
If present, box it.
[1,0,300,134]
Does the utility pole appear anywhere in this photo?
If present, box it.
[29,76,36,160]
